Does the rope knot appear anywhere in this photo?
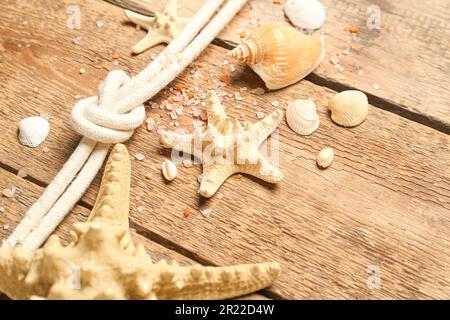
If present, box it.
[71,70,146,144]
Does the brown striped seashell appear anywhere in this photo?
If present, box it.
[228,23,325,90]
[328,90,369,127]
[0,144,280,300]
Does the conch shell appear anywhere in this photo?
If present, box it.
[0,144,280,300]
[228,23,325,90]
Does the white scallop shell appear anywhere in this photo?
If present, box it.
[284,0,326,30]
[286,99,320,136]
[317,147,334,168]
[328,90,369,127]
[18,116,50,148]
[161,160,177,181]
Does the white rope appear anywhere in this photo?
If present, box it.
[3,0,248,251]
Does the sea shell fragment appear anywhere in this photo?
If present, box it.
[284,0,326,30]
[328,90,369,127]
[228,23,325,90]
[161,160,177,181]
[317,147,334,168]
[18,116,50,148]
[286,99,320,135]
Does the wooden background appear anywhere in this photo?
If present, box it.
[0,0,449,299]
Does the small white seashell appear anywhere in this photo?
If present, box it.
[286,99,320,136]
[328,90,369,127]
[317,147,334,168]
[284,0,326,30]
[161,160,177,181]
[228,24,325,90]
[18,116,50,148]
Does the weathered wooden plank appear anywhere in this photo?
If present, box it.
[105,0,450,132]
[0,168,268,300]
[0,0,449,299]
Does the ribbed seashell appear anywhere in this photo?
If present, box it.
[286,99,320,135]
[228,23,325,90]
[0,144,281,300]
[284,0,326,30]
[161,160,177,181]
[328,90,369,127]
[18,116,50,148]
[317,147,334,168]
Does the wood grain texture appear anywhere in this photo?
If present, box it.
[0,0,449,299]
[106,0,450,132]
[0,169,267,300]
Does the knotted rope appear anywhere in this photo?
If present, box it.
[4,0,248,250]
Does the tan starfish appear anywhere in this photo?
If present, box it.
[0,144,280,300]
[125,0,190,54]
[160,91,284,198]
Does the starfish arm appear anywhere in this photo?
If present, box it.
[160,130,195,156]
[206,90,227,126]
[239,155,283,183]
[131,31,171,54]
[199,164,236,197]
[124,10,155,29]
[251,109,284,146]
[152,262,280,300]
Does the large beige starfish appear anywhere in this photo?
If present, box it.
[160,91,284,197]
[125,0,190,54]
[0,144,280,300]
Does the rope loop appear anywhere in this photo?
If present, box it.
[70,70,146,144]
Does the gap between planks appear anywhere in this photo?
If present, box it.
[103,0,450,135]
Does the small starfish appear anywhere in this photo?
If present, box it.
[125,0,190,54]
[160,91,284,197]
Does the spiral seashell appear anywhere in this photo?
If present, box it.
[328,90,369,127]
[18,116,50,148]
[161,160,177,181]
[228,23,325,90]
[317,147,334,168]
[284,0,326,30]
[286,99,320,135]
